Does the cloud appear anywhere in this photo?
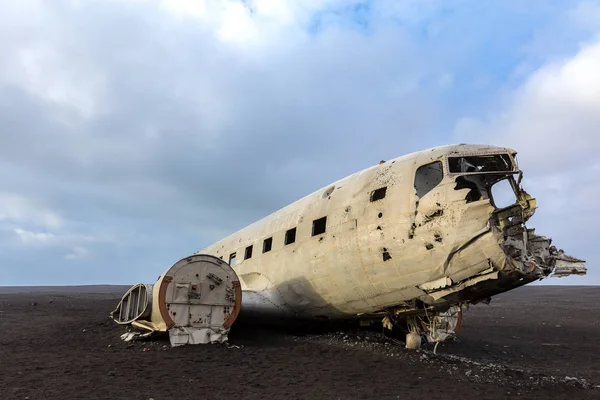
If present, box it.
[569,1,600,32]
[0,0,597,285]
[0,192,62,230]
[454,38,600,205]
[65,246,89,260]
[13,228,56,245]
[454,37,600,284]
[457,39,600,167]
[0,2,106,119]
[0,0,440,233]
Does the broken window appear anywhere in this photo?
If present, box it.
[229,252,236,266]
[454,173,519,206]
[454,175,489,203]
[414,161,443,198]
[490,178,516,209]
[370,187,387,202]
[244,245,253,260]
[448,154,513,174]
[312,216,327,236]
[263,237,273,253]
[285,228,296,245]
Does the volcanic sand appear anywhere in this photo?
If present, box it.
[0,285,598,400]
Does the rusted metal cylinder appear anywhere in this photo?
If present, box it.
[112,254,242,346]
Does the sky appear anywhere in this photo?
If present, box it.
[0,0,598,286]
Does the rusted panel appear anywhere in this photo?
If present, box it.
[158,276,175,329]
[223,281,242,329]
[112,254,241,346]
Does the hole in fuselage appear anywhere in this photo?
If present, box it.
[383,248,392,261]
[322,186,335,199]
[370,187,387,202]
[455,176,488,203]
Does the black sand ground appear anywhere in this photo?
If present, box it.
[0,285,598,400]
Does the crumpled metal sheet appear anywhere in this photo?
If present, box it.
[418,276,452,291]
[120,331,153,342]
[428,271,499,301]
[168,327,230,347]
[425,306,462,343]
[553,253,587,277]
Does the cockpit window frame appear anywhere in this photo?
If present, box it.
[445,153,518,176]
[414,160,445,199]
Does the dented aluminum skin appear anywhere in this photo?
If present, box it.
[194,145,586,333]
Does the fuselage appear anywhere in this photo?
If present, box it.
[196,144,575,321]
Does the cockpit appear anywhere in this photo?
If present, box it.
[447,154,515,174]
[447,153,523,210]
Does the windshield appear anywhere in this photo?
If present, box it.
[448,153,521,207]
[448,154,514,174]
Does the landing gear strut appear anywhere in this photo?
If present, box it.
[383,305,463,351]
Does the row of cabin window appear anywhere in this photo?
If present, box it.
[228,216,326,265]
[228,185,389,266]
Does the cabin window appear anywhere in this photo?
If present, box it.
[414,161,443,198]
[312,216,327,236]
[263,237,273,253]
[370,187,387,202]
[244,245,253,260]
[285,228,296,245]
[229,252,236,266]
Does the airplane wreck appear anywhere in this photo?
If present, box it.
[111,144,586,348]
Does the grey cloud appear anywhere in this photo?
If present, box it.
[0,1,444,284]
[454,39,600,284]
[1,1,597,285]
